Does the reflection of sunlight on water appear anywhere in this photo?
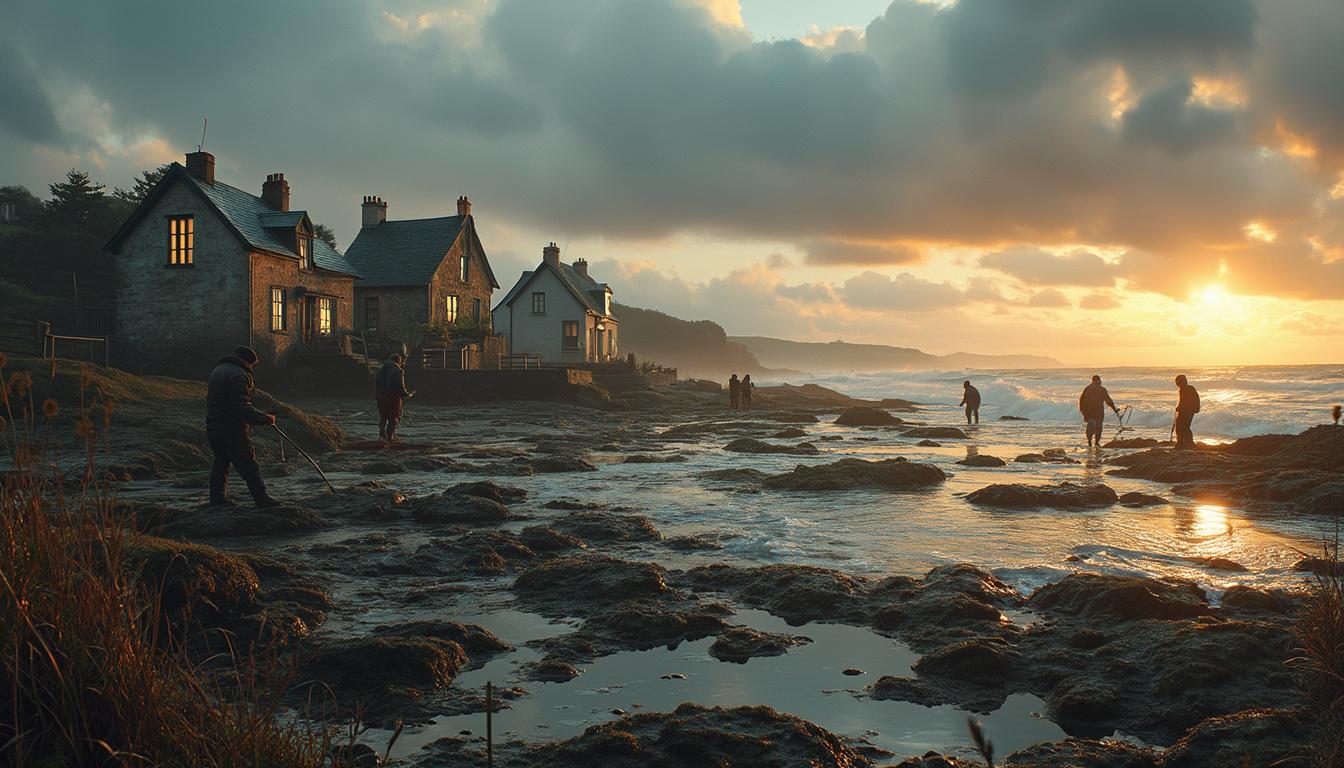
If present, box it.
[1193,504,1231,538]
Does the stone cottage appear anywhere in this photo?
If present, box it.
[493,243,619,364]
[104,151,360,378]
[343,195,500,341]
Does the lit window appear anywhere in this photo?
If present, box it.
[270,287,286,331]
[167,215,194,265]
[460,253,470,283]
[562,320,579,350]
[365,297,379,330]
[318,297,333,336]
[298,236,314,270]
[531,292,545,314]
[446,295,459,324]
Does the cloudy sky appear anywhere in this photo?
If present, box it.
[4,0,1343,365]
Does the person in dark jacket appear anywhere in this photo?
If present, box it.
[376,354,413,442]
[740,374,755,410]
[1079,374,1121,448]
[728,374,741,409]
[959,380,981,425]
[206,346,279,508]
[1174,374,1200,449]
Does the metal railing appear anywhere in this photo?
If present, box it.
[421,346,474,370]
[44,333,109,367]
[498,353,542,370]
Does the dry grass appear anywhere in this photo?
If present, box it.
[1294,538,1344,767]
[0,356,338,767]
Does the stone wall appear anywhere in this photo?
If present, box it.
[353,285,425,341]
[113,181,251,377]
[426,220,495,329]
[249,252,355,372]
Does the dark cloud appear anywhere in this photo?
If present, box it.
[0,39,61,144]
[1121,81,1243,155]
[980,247,1119,287]
[801,239,921,266]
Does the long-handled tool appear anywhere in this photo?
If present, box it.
[1112,405,1132,443]
[272,423,336,494]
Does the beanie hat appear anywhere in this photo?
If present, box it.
[233,346,260,366]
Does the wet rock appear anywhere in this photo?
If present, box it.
[708,626,812,663]
[568,599,730,652]
[544,498,598,510]
[1160,708,1312,768]
[447,480,527,504]
[408,492,512,525]
[902,426,969,439]
[664,534,725,551]
[1220,585,1291,614]
[1117,491,1166,507]
[371,620,512,658]
[1294,555,1341,576]
[999,415,1029,422]
[843,668,863,676]
[956,454,1006,468]
[151,503,329,539]
[698,468,767,482]
[1188,556,1246,572]
[514,556,673,613]
[519,525,588,552]
[126,536,260,625]
[891,755,976,768]
[1014,449,1078,464]
[530,703,881,768]
[916,439,942,447]
[1047,677,1123,734]
[299,635,468,695]
[722,438,820,455]
[913,638,1018,684]
[1029,573,1212,621]
[1004,738,1158,767]
[966,482,1118,509]
[531,455,599,473]
[551,511,662,543]
[623,453,688,463]
[681,563,868,625]
[529,658,582,681]
[761,458,946,492]
[412,531,538,577]
[834,407,904,427]
[772,427,808,438]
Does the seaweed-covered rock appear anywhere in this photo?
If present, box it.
[772,427,808,438]
[1029,573,1211,621]
[966,482,1117,509]
[408,492,512,525]
[723,438,819,455]
[1117,491,1166,507]
[519,525,587,552]
[834,407,904,427]
[956,454,1006,468]
[912,638,1018,684]
[1014,449,1078,464]
[1160,708,1312,768]
[126,536,261,624]
[708,626,812,663]
[531,455,599,473]
[514,556,673,613]
[681,564,868,625]
[150,503,328,540]
[370,620,512,658]
[761,458,946,491]
[299,635,468,693]
[551,511,662,543]
[1004,738,1159,767]
[902,426,969,439]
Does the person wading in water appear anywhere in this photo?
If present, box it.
[1173,374,1201,449]
[960,380,981,425]
[376,354,414,442]
[1078,374,1121,449]
[206,345,281,508]
[728,373,741,410]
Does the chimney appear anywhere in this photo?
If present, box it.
[361,195,388,228]
[262,173,289,212]
[185,151,215,185]
[573,258,588,277]
[456,195,472,217]
[543,242,561,266]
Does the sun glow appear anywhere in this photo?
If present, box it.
[1194,284,1232,313]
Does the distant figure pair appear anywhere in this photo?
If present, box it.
[728,374,754,410]
[1078,374,1199,449]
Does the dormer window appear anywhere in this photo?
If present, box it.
[298,235,314,270]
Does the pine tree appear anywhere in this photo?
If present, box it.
[314,223,338,250]
[46,169,106,224]
[113,164,171,204]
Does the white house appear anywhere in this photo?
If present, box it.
[493,243,619,364]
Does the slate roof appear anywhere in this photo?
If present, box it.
[104,163,360,277]
[496,260,616,319]
[343,216,468,287]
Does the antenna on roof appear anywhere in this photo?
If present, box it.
[197,118,208,152]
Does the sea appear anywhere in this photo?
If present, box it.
[344,364,1344,758]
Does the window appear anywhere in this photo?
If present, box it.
[270,287,286,331]
[318,297,333,336]
[531,292,545,314]
[460,253,470,283]
[473,298,481,321]
[167,215,194,265]
[365,297,379,330]
[298,236,314,270]
[562,320,579,350]
[445,295,459,324]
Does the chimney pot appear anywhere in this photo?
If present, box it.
[573,258,589,277]
[457,195,472,217]
[262,172,290,211]
[543,242,561,266]
[361,194,388,228]
[186,151,215,184]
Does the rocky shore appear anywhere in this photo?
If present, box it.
[81,371,1333,766]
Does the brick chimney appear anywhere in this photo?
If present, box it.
[185,151,215,185]
[573,258,588,277]
[262,173,289,211]
[543,242,561,266]
[456,195,472,217]
[361,195,387,228]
